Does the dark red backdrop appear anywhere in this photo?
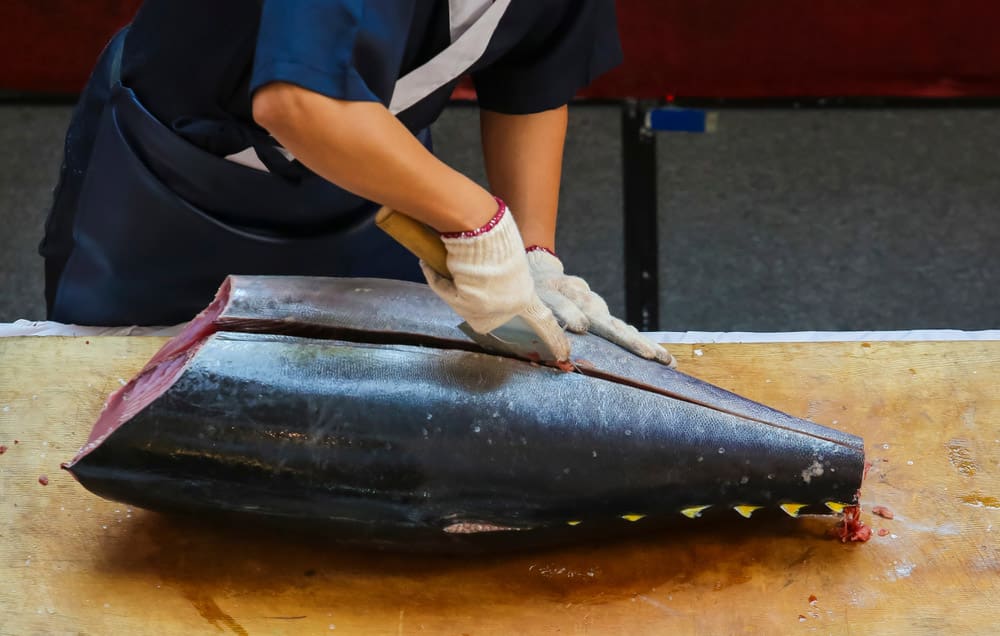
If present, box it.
[4,1,1000,98]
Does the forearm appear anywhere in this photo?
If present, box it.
[480,105,568,250]
[253,82,496,232]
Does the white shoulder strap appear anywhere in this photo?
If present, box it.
[389,0,511,115]
[229,1,509,172]
[448,0,494,41]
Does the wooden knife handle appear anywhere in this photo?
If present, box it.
[374,207,451,278]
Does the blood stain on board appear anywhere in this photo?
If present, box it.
[0,445,7,455]
[872,506,894,519]
[38,475,49,486]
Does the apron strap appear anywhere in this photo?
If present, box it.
[390,0,510,114]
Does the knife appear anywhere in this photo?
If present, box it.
[375,207,564,364]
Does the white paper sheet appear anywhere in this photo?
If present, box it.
[0,320,185,338]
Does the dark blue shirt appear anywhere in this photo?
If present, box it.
[122,0,622,156]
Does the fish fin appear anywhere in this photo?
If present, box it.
[734,505,762,519]
[780,503,808,518]
[680,505,711,519]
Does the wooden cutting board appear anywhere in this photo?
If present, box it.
[1,337,998,634]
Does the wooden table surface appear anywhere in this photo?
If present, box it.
[1,337,998,635]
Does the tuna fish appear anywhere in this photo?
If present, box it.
[64,276,865,551]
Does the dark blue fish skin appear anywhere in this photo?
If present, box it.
[67,277,865,551]
[219,277,862,452]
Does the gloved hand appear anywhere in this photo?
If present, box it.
[420,199,571,361]
[526,247,676,367]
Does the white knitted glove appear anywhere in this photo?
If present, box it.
[420,199,570,361]
[526,248,675,366]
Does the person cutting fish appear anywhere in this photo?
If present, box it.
[40,0,674,366]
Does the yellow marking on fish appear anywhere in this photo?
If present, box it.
[680,505,710,519]
[567,520,582,526]
[734,505,762,518]
[825,501,848,513]
[780,503,808,518]
[621,514,646,522]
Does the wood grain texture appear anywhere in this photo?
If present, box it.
[2,337,998,635]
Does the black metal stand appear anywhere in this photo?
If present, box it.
[621,99,660,332]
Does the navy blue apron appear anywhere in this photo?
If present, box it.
[41,30,427,326]
[40,28,126,318]
[40,0,612,326]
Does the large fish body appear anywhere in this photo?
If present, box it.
[66,276,865,550]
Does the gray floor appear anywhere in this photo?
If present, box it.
[1,103,998,330]
[0,105,70,323]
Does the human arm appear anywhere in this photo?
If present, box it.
[252,82,569,359]
[480,105,567,251]
[479,104,673,366]
[253,82,497,233]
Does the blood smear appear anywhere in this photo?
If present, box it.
[38,475,49,486]
[0,445,7,455]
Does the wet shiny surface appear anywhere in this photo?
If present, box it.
[222,277,864,451]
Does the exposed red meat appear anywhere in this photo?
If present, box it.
[878,528,890,537]
[835,505,871,543]
[872,505,894,519]
[63,281,235,468]
[0,445,6,455]
[38,474,49,486]
[69,351,198,466]
[554,360,576,373]
[141,278,230,369]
